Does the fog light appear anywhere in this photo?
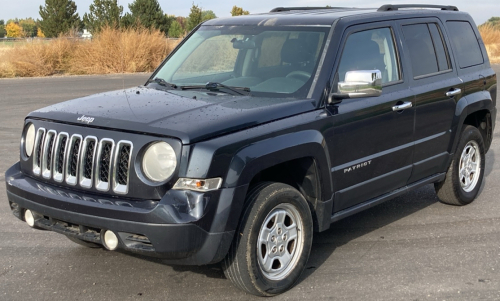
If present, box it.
[102,230,119,250]
[24,209,35,227]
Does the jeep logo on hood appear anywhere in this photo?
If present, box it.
[77,115,95,124]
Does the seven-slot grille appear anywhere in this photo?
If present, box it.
[32,128,132,194]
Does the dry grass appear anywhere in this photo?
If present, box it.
[479,24,500,64]
[1,25,498,78]
[0,27,181,78]
[70,27,176,74]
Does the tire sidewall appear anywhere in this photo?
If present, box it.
[242,184,313,295]
[451,126,485,203]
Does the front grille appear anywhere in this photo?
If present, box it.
[117,145,131,185]
[33,128,46,175]
[82,139,96,181]
[56,136,67,174]
[46,135,55,171]
[42,130,56,179]
[113,142,133,194]
[99,142,112,182]
[53,133,69,182]
[69,138,81,178]
[32,129,133,194]
[95,139,114,192]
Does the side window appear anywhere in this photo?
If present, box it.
[337,27,400,84]
[446,21,484,68]
[402,24,439,77]
[428,23,450,71]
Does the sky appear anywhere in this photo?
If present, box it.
[1,0,499,26]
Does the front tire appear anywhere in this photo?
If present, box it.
[435,125,485,205]
[222,182,313,296]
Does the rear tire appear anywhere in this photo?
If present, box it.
[435,125,485,205]
[222,182,313,296]
[66,235,102,248]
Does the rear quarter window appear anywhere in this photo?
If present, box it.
[446,21,484,68]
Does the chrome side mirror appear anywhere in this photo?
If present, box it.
[329,70,382,104]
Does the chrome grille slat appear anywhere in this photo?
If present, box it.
[52,133,69,182]
[57,136,68,173]
[95,139,115,192]
[79,136,98,188]
[30,127,132,194]
[33,128,46,175]
[113,141,133,195]
[42,130,56,179]
[65,135,82,186]
[117,145,131,185]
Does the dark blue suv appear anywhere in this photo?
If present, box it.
[5,4,496,296]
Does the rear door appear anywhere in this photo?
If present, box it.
[398,19,463,182]
[326,22,415,212]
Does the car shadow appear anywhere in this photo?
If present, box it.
[297,184,440,285]
[126,184,441,289]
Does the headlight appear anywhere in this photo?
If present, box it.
[23,123,36,158]
[142,142,177,182]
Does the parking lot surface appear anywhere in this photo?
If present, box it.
[1,69,500,300]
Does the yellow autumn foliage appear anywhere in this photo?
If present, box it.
[5,22,22,38]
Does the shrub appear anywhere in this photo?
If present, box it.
[0,27,181,77]
[70,27,172,74]
[479,24,500,63]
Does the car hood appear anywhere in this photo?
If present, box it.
[28,86,317,144]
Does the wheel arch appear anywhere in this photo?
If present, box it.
[450,91,495,154]
[224,130,333,232]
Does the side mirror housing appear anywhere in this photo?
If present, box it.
[328,70,382,104]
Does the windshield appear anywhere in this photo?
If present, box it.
[152,25,329,98]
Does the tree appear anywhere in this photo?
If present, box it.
[37,27,46,38]
[0,20,5,38]
[230,6,249,16]
[39,0,81,37]
[19,18,38,37]
[486,16,500,28]
[175,16,187,30]
[186,3,202,32]
[121,0,169,34]
[83,0,123,34]
[5,22,23,38]
[202,10,217,22]
[168,20,184,38]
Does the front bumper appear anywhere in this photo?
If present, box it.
[5,163,246,265]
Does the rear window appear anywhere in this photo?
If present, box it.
[446,21,484,68]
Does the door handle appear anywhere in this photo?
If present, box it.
[446,88,462,97]
[392,101,412,111]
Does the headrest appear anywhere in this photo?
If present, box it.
[280,39,311,64]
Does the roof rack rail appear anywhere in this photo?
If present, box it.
[377,4,459,12]
[270,7,348,12]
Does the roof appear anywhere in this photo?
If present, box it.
[203,5,467,27]
[204,8,376,27]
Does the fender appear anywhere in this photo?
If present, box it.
[225,130,332,200]
[224,130,333,232]
[448,90,494,155]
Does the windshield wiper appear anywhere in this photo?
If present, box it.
[146,77,178,89]
[180,82,251,96]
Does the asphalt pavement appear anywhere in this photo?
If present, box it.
[0,69,500,301]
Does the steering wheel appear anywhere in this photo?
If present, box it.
[286,71,311,82]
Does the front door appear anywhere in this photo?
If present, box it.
[325,23,415,212]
